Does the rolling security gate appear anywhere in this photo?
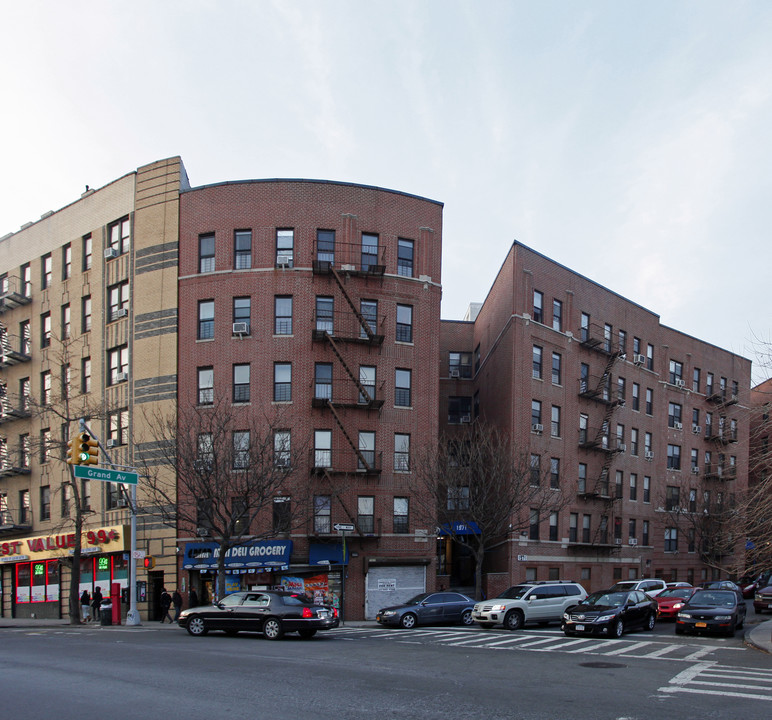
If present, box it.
[364,564,426,619]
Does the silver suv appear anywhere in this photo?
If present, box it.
[609,579,667,597]
[472,581,588,631]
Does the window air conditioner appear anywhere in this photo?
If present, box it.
[460,415,471,424]
[341,264,356,272]
[116,498,127,508]
[633,354,645,365]
[113,308,128,319]
[628,538,638,546]
[196,527,211,538]
[692,425,702,434]
[614,538,622,545]
[232,322,249,334]
[115,372,128,383]
[276,255,292,267]
[104,248,118,259]
[106,439,117,448]
[532,423,543,434]
[673,422,683,430]
[616,443,627,452]
[691,467,700,475]
[449,368,460,378]
[675,379,686,388]
[644,451,654,461]
[275,456,291,468]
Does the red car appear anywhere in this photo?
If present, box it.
[656,586,697,620]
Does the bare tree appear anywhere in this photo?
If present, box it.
[411,423,572,600]
[136,398,312,600]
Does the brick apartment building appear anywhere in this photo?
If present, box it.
[0,158,185,620]
[440,242,752,596]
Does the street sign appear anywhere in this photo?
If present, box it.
[333,523,355,532]
[131,550,146,560]
[73,465,138,485]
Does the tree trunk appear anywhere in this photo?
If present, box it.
[68,510,83,625]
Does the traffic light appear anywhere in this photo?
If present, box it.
[65,436,78,465]
[143,556,155,569]
[75,432,99,465]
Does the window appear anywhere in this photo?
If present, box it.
[689,488,697,513]
[474,344,481,373]
[448,396,472,423]
[669,360,683,385]
[360,299,378,339]
[643,476,651,503]
[645,388,653,415]
[692,408,700,432]
[530,454,541,486]
[664,527,678,553]
[395,369,412,407]
[447,485,470,510]
[642,520,650,546]
[314,495,331,533]
[552,352,561,385]
[199,234,215,273]
[582,514,591,543]
[552,299,562,331]
[108,217,131,255]
[41,311,51,347]
[668,402,682,428]
[19,490,30,525]
[61,363,71,399]
[358,431,376,470]
[61,482,73,518]
[550,457,560,489]
[394,433,410,472]
[41,371,52,405]
[690,448,699,472]
[361,233,378,272]
[529,509,540,540]
[580,312,590,342]
[646,343,654,371]
[316,229,335,266]
[62,244,72,280]
[692,368,701,393]
[628,518,636,543]
[274,296,293,335]
[274,363,292,402]
[276,229,294,267]
[615,470,623,499]
[550,406,561,437]
[108,409,129,446]
[274,430,291,468]
[449,352,473,379]
[532,345,543,379]
[233,364,250,403]
[604,323,613,353]
[580,363,589,394]
[666,485,680,511]
[273,496,291,533]
[233,431,250,469]
[314,363,333,401]
[618,329,627,356]
[397,238,414,277]
[39,429,50,464]
[393,497,409,533]
[633,336,641,356]
[631,428,639,456]
[234,230,252,269]
[108,281,129,322]
[644,432,652,455]
[198,300,214,340]
[81,358,91,394]
[359,365,376,404]
[529,290,543,323]
[61,303,71,339]
[578,463,587,494]
[315,296,334,335]
[705,412,713,438]
[569,513,578,542]
[531,400,542,427]
[305,430,329,471]
[667,444,681,470]
[81,296,91,333]
[19,377,31,411]
[396,304,413,343]
[706,372,714,396]
[108,346,129,385]
[233,297,251,334]
[630,473,637,500]
[41,253,52,289]
[358,496,375,533]
[82,234,92,271]
[549,512,558,541]
[631,382,640,411]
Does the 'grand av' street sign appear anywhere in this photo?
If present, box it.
[73,465,138,485]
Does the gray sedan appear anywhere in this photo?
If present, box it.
[376,591,475,628]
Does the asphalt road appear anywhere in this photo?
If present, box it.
[1,622,770,720]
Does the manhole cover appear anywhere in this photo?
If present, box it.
[579,661,627,669]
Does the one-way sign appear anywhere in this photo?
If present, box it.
[333,523,355,532]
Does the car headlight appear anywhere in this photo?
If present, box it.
[678,612,691,619]
[713,615,732,621]
[672,603,684,610]
[563,612,570,620]
[596,614,615,623]
[490,604,507,612]
[382,610,396,616]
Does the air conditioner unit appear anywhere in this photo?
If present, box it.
[341,264,356,272]
[196,527,211,538]
[113,307,128,319]
[275,456,291,468]
[673,422,683,430]
[692,425,702,434]
[460,415,472,424]
[628,538,638,546]
[730,394,738,403]
[103,247,118,259]
[614,538,622,545]
[116,498,127,508]
[532,423,543,434]
[644,451,654,461]
[633,354,645,365]
[232,322,249,334]
[675,379,686,388]
[114,372,128,383]
[449,368,460,378]
[691,467,700,475]
[617,443,627,452]
[276,255,292,266]
[106,439,117,448]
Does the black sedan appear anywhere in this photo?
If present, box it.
[562,590,658,639]
[178,591,339,639]
[675,589,746,636]
[376,591,475,628]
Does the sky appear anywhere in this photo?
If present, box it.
[2,1,771,382]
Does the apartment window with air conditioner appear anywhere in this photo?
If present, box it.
[691,448,699,473]
[448,396,472,424]
[361,233,378,272]
[394,433,410,472]
[532,345,543,379]
[449,352,472,379]
[274,296,293,335]
[633,336,641,357]
[668,402,682,428]
[274,430,291,468]
[397,238,414,277]
[198,300,214,340]
[314,495,331,533]
[644,432,653,456]
[199,233,215,273]
[108,345,129,386]
[234,230,252,269]
[108,281,129,322]
[233,364,250,403]
[233,297,251,335]
[531,400,542,428]
[669,360,683,386]
[667,445,681,471]
[276,229,294,267]
[533,290,544,323]
[109,409,129,447]
[108,217,131,255]
[628,518,637,544]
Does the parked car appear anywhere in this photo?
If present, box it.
[178,590,339,639]
[697,580,744,604]
[473,581,587,631]
[675,589,746,636]
[608,578,667,597]
[666,582,693,589]
[754,579,772,614]
[741,570,771,602]
[655,586,698,620]
[376,591,475,628]
[562,589,658,638]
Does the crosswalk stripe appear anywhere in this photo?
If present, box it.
[603,641,651,655]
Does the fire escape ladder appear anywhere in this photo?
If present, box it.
[329,266,376,340]
[323,333,372,402]
[326,400,371,470]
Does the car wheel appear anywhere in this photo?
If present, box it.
[503,610,524,632]
[262,617,284,640]
[298,629,317,639]
[186,616,208,637]
[477,622,495,629]
[644,613,656,631]
[460,609,474,626]
[400,612,417,629]
[612,619,624,639]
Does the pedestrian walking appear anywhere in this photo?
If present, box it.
[159,588,173,623]
[189,588,199,608]
[80,590,92,623]
[172,589,183,621]
[91,586,103,622]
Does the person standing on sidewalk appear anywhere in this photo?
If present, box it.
[80,590,92,623]
[159,588,173,623]
[91,586,103,622]
[172,589,183,622]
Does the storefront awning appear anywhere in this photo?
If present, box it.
[182,540,293,572]
[309,542,348,566]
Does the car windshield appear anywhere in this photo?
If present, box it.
[404,593,431,605]
[609,582,635,591]
[497,586,530,600]
[583,592,627,608]
[658,588,692,599]
[690,590,735,608]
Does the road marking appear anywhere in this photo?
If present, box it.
[603,641,650,655]
[659,663,772,701]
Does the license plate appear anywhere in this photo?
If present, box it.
[695,622,707,628]
[575,624,585,631]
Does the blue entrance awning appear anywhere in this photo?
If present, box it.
[183,540,293,572]
[309,542,348,566]
[438,521,481,536]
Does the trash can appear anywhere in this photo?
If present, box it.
[100,600,113,626]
